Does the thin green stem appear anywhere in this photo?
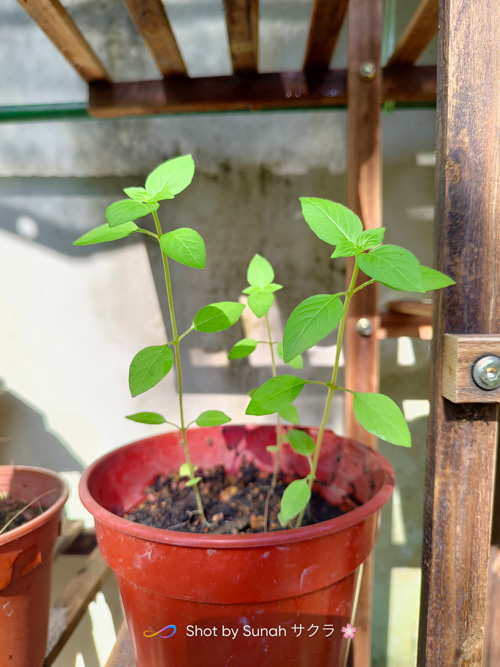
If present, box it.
[136,228,158,239]
[152,210,207,524]
[295,260,360,528]
[265,313,283,493]
[352,279,375,295]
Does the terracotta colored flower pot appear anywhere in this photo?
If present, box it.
[80,425,394,667]
[0,466,68,667]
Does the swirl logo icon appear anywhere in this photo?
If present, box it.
[143,624,177,639]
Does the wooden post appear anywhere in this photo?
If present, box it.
[345,1,382,665]
[418,0,500,664]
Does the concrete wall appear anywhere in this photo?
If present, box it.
[1,0,437,664]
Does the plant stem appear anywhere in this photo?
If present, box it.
[152,210,207,524]
[265,313,283,492]
[295,260,360,528]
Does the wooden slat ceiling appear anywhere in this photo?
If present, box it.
[17,0,110,82]
[16,0,439,118]
[121,0,187,77]
[223,0,259,74]
[387,0,438,66]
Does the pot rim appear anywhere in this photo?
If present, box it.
[0,465,69,546]
[80,426,395,549]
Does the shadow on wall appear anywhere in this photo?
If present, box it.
[0,384,83,471]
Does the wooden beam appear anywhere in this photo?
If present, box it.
[223,0,259,74]
[383,65,436,103]
[418,0,500,663]
[45,548,111,666]
[105,621,135,667]
[304,0,350,68]
[344,2,383,666]
[386,0,438,66]
[16,0,109,82]
[122,0,187,77]
[484,547,500,666]
[88,66,435,118]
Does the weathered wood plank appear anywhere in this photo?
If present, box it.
[378,311,432,340]
[382,64,436,103]
[122,0,187,77]
[16,0,109,82]
[304,0,349,68]
[53,519,84,559]
[417,0,500,664]
[44,547,111,666]
[484,547,500,666]
[223,0,259,73]
[344,2,383,665]
[88,66,436,118]
[387,0,438,66]
[105,621,135,667]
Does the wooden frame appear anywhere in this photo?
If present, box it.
[14,0,500,664]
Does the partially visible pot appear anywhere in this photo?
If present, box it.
[80,425,394,667]
[0,466,68,667]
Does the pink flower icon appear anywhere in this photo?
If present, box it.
[341,623,357,640]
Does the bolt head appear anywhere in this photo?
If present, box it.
[356,318,373,336]
[472,355,500,390]
[359,62,377,81]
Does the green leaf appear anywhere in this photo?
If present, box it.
[282,294,343,362]
[247,254,275,286]
[242,285,259,295]
[278,404,300,425]
[353,392,411,447]
[288,430,315,457]
[357,244,424,292]
[126,412,167,425]
[195,410,231,427]
[278,479,311,526]
[129,345,174,397]
[248,291,274,318]
[193,302,245,333]
[262,283,283,293]
[300,198,363,246]
[228,338,258,359]
[357,228,386,251]
[123,187,151,202]
[185,476,202,487]
[159,228,206,269]
[246,375,307,416]
[420,265,455,291]
[179,463,192,477]
[277,342,303,369]
[330,240,359,259]
[106,199,159,228]
[73,222,139,246]
[145,155,195,200]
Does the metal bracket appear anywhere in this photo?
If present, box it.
[442,334,500,403]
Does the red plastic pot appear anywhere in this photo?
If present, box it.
[0,466,68,667]
[80,425,394,667]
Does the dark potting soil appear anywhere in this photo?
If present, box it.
[0,496,44,535]
[122,460,355,534]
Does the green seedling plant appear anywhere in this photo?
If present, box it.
[74,155,245,525]
[246,198,455,528]
[228,254,303,527]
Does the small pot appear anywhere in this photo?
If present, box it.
[80,425,394,667]
[0,466,68,667]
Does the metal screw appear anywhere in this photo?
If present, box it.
[472,355,500,391]
[356,318,373,337]
[359,62,377,81]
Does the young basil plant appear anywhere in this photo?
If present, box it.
[74,155,244,524]
[228,254,302,498]
[246,197,455,528]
